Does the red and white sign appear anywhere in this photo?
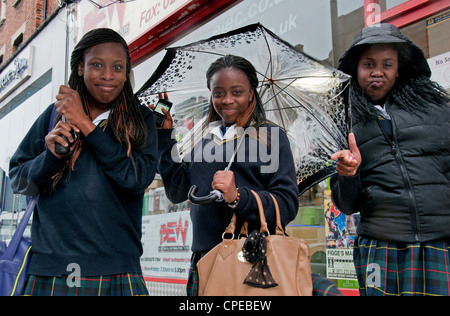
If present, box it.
[141,211,192,282]
[76,0,192,44]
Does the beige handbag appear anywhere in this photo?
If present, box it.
[197,190,312,296]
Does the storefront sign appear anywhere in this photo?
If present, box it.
[141,211,192,281]
[76,0,191,43]
[0,46,34,102]
[426,10,450,27]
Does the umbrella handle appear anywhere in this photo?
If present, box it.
[188,185,223,205]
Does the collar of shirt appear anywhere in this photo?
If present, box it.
[92,110,111,126]
[373,104,391,120]
[209,121,239,142]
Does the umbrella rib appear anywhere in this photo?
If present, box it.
[271,84,287,131]
[262,78,297,105]
[280,87,342,144]
[263,76,344,145]
[260,27,274,91]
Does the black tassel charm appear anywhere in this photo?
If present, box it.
[242,230,278,288]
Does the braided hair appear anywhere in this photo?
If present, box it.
[52,28,147,188]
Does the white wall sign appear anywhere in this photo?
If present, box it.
[141,211,192,281]
[0,46,34,103]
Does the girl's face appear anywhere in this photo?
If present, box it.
[357,44,399,102]
[209,67,254,126]
[78,42,128,108]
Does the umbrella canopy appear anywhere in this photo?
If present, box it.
[136,23,351,195]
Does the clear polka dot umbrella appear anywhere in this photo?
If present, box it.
[136,23,351,196]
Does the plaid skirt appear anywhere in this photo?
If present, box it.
[22,273,149,296]
[353,236,450,296]
[187,252,342,296]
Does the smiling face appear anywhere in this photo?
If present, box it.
[357,44,399,102]
[209,67,254,126]
[78,42,128,109]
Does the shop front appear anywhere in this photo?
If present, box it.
[0,0,447,296]
[1,0,444,296]
[0,12,69,240]
[123,0,449,295]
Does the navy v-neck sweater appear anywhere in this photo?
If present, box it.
[157,122,299,253]
[9,103,158,276]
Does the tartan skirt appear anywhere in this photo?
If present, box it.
[353,236,450,296]
[187,252,342,296]
[22,273,149,296]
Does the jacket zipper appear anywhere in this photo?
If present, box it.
[377,110,421,242]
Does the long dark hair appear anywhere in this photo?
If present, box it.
[52,28,147,188]
[205,55,266,128]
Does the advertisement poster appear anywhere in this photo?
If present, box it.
[141,211,192,282]
[324,190,359,280]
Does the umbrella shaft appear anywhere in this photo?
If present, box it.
[225,130,247,171]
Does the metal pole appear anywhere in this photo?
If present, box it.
[64,1,70,84]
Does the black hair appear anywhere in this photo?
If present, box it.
[52,28,147,188]
[68,28,147,153]
[205,55,266,128]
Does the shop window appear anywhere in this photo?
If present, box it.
[134,0,449,294]
[286,182,327,276]
[13,0,22,8]
[0,0,5,26]
[12,33,23,52]
[134,0,368,294]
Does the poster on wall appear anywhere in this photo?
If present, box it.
[428,51,450,91]
[141,211,192,282]
[324,190,359,280]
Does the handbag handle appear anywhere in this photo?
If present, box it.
[3,195,38,261]
[252,190,284,236]
[224,190,284,238]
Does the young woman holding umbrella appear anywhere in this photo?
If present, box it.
[156,54,341,296]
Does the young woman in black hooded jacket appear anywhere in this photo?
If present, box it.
[330,24,449,296]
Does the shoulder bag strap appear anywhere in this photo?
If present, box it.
[250,190,285,236]
[3,195,38,260]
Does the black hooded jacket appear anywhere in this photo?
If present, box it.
[331,24,450,243]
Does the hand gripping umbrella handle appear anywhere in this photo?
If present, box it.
[188,185,224,205]
[188,131,247,205]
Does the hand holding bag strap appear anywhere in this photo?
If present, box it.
[3,195,38,261]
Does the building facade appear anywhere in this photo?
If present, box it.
[0,0,66,240]
[0,0,449,296]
